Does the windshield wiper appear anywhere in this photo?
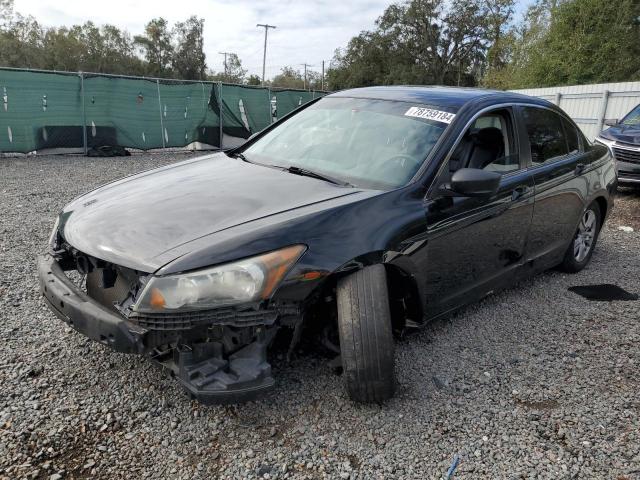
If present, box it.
[285,166,353,187]
[228,153,352,187]
[227,151,252,163]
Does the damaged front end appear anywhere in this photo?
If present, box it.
[38,231,305,404]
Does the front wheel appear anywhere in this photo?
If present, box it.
[558,202,602,273]
[336,264,396,403]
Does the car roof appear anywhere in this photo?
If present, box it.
[327,85,550,110]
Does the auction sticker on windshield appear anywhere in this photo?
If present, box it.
[404,107,456,124]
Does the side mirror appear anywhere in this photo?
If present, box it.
[604,119,618,127]
[444,168,501,198]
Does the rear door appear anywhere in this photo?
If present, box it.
[517,105,590,269]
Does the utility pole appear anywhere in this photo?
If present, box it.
[301,63,313,90]
[257,24,276,85]
[321,60,325,91]
[218,51,231,81]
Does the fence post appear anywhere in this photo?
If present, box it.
[554,92,561,106]
[218,82,223,150]
[80,72,88,155]
[156,79,166,148]
[596,90,610,134]
[268,86,273,124]
[201,82,205,111]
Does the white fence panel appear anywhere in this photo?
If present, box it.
[511,82,640,140]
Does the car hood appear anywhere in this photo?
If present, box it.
[600,124,640,145]
[59,153,364,272]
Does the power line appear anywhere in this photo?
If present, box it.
[218,51,234,80]
[300,63,314,90]
[256,24,277,86]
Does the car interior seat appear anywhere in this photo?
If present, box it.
[449,133,474,173]
[466,127,505,169]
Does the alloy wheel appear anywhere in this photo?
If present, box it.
[573,209,597,262]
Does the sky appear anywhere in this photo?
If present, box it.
[13,0,532,80]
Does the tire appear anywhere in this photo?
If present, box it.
[558,202,602,273]
[336,264,396,403]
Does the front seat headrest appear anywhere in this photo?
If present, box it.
[471,127,504,148]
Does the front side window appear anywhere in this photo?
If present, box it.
[446,108,520,177]
[243,97,453,189]
[621,104,640,126]
[521,107,569,165]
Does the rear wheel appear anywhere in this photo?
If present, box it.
[336,264,396,403]
[558,202,602,273]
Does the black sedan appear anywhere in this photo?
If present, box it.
[38,86,617,404]
[595,103,640,185]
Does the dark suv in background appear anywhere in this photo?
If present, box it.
[595,103,640,186]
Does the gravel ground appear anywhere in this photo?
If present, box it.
[1,153,639,480]
[610,186,640,231]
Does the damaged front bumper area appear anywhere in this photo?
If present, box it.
[37,253,298,404]
[37,254,146,353]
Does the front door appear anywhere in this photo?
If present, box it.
[419,107,535,318]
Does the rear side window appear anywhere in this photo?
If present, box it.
[562,117,580,154]
[521,107,569,165]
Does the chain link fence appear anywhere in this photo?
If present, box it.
[0,67,327,154]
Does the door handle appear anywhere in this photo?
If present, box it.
[574,163,586,175]
[511,185,529,201]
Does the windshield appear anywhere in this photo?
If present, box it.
[621,104,640,126]
[242,97,453,189]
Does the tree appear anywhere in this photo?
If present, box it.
[100,24,145,75]
[305,70,323,90]
[41,26,84,72]
[134,18,174,77]
[36,22,144,74]
[484,0,640,88]
[328,0,506,90]
[172,16,206,80]
[226,53,246,83]
[246,74,261,86]
[0,6,205,80]
[482,0,552,88]
[271,66,304,89]
[527,0,639,86]
[0,0,13,27]
[0,13,45,68]
[481,0,515,82]
[208,53,246,83]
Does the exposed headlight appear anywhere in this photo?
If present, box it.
[133,245,306,313]
[48,216,60,248]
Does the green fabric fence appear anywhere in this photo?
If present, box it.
[0,69,83,152]
[0,67,326,154]
[273,89,317,119]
